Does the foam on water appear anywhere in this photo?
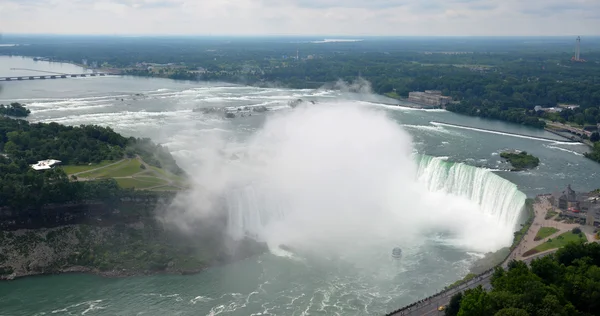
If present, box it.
[431,121,564,143]
[544,144,585,156]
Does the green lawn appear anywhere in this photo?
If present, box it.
[384,92,401,99]
[61,160,116,175]
[116,177,168,189]
[534,227,559,241]
[132,176,169,186]
[151,185,182,191]
[545,208,558,220]
[79,159,144,178]
[73,158,187,191]
[529,231,588,255]
[150,166,186,185]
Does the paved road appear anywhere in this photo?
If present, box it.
[388,251,557,316]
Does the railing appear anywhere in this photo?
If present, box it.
[383,196,540,316]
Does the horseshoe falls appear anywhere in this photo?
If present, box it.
[225,155,526,252]
[415,155,526,233]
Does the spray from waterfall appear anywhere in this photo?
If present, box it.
[164,101,524,254]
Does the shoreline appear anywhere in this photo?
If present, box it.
[0,223,268,282]
[433,121,577,143]
[544,127,592,148]
[1,265,208,281]
[1,245,265,282]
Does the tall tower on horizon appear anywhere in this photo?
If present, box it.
[575,36,581,61]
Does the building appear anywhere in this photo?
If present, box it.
[30,159,61,171]
[554,185,600,226]
[408,91,452,108]
[558,184,580,210]
[534,106,563,113]
[558,104,580,110]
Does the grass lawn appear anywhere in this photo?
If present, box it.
[133,176,169,186]
[116,177,168,189]
[151,185,182,191]
[150,166,186,185]
[61,160,116,175]
[524,231,588,256]
[545,208,558,220]
[79,159,143,178]
[534,227,559,241]
[384,92,401,99]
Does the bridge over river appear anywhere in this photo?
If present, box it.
[0,73,111,81]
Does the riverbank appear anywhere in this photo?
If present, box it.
[544,126,594,149]
[431,121,577,143]
[0,220,268,281]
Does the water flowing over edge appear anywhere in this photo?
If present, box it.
[225,154,526,243]
[415,155,526,233]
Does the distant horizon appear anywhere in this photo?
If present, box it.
[2,33,600,39]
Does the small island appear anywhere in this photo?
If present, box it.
[0,102,30,117]
[500,150,540,171]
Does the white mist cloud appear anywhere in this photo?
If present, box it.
[163,100,515,256]
[1,0,598,35]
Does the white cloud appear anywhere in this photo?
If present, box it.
[1,0,598,35]
[93,1,129,15]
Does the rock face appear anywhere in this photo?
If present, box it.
[252,106,268,113]
[193,107,223,114]
[0,223,268,280]
[288,99,317,108]
[288,99,303,108]
[0,195,270,281]
[0,197,174,231]
[194,106,267,118]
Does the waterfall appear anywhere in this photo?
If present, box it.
[415,155,526,231]
[225,183,287,240]
[225,154,526,243]
[225,155,526,244]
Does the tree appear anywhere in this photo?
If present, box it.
[591,132,599,142]
[445,292,463,316]
[457,286,493,316]
[494,308,529,316]
[452,243,600,315]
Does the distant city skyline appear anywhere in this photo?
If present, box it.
[1,0,599,36]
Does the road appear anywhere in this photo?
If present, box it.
[386,195,567,316]
[388,251,557,316]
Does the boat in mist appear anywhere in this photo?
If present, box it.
[392,247,403,259]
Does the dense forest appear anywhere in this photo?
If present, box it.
[2,37,599,129]
[2,36,600,158]
[445,242,600,316]
[0,115,182,210]
[0,102,30,117]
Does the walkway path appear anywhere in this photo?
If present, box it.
[72,159,125,176]
[512,195,579,260]
[390,251,557,316]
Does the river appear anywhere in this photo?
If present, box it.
[0,56,598,316]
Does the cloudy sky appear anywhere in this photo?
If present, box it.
[1,0,599,36]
